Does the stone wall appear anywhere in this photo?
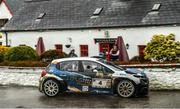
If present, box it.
[145,68,180,90]
[0,66,180,90]
[0,66,44,87]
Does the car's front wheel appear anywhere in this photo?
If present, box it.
[117,80,135,98]
[43,79,60,97]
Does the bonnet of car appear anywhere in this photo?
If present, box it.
[125,68,147,78]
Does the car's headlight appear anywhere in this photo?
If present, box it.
[125,70,144,78]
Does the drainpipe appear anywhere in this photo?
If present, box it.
[4,32,8,46]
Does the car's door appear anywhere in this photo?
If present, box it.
[57,60,91,92]
[58,60,79,77]
[80,60,114,92]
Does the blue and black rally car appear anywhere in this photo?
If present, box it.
[39,57,149,98]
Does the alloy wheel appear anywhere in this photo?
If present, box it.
[43,79,59,97]
[117,80,135,98]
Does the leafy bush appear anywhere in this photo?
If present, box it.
[0,53,4,62]
[0,46,9,62]
[5,46,38,61]
[144,33,180,62]
[40,50,67,62]
[130,55,149,62]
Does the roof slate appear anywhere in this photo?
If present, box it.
[2,0,180,31]
[4,0,24,14]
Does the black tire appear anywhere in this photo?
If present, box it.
[116,80,136,98]
[43,79,60,97]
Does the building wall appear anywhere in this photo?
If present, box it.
[2,26,180,59]
[0,1,12,19]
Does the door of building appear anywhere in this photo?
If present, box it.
[99,43,114,58]
[99,43,110,53]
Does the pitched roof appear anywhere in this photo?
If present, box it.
[1,0,180,31]
[4,0,25,14]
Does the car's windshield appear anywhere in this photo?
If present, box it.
[98,59,125,71]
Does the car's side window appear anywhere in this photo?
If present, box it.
[104,66,114,74]
[82,61,102,73]
[81,61,114,78]
[59,61,79,72]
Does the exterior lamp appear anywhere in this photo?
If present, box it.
[65,44,71,48]
[66,37,72,48]
[126,43,129,49]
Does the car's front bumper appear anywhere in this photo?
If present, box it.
[136,78,149,95]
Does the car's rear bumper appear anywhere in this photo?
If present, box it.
[38,77,44,93]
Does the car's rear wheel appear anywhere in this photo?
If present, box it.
[117,80,135,98]
[43,79,60,97]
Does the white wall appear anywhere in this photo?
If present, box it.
[2,26,180,59]
[0,1,12,19]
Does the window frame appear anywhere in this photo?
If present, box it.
[81,60,114,75]
[55,44,63,52]
[80,45,89,57]
[56,60,79,72]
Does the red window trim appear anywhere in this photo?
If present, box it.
[80,45,88,57]
[138,45,146,56]
[55,44,63,52]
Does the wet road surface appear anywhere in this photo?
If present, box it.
[0,86,180,108]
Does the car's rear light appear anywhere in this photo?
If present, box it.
[41,70,47,77]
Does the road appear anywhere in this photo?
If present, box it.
[0,86,180,108]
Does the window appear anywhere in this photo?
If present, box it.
[138,45,146,57]
[152,3,161,11]
[36,13,46,22]
[55,44,63,52]
[80,45,88,57]
[0,19,8,27]
[82,61,102,73]
[37,13,46,19]
[93,8,103,15]
[82,61,113,78]
[59,61,79,72]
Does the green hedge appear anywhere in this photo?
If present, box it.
[40,50,67,62]
[0,53,4,62]
[0,61,49,67]
[5,46,39,61]
[0,46,10,62]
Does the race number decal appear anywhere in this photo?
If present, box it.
[92,78,111,88]
[82,86,89,92]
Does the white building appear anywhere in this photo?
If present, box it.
[0,0,180,59]
[0,0,24,45]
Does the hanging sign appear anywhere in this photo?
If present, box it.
[94,38,116,44]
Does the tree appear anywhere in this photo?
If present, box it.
[144,33,180,62]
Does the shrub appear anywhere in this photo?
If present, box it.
[0,53,4,62]
[130,55,149,62]
[5,46,38,61]
[0,46,9,62]
[0,61,49,67]
[40,50,67,62]
[144,33,180,62]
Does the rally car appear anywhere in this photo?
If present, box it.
[39,57,149,98]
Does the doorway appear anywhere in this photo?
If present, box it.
[99,43,114,57]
